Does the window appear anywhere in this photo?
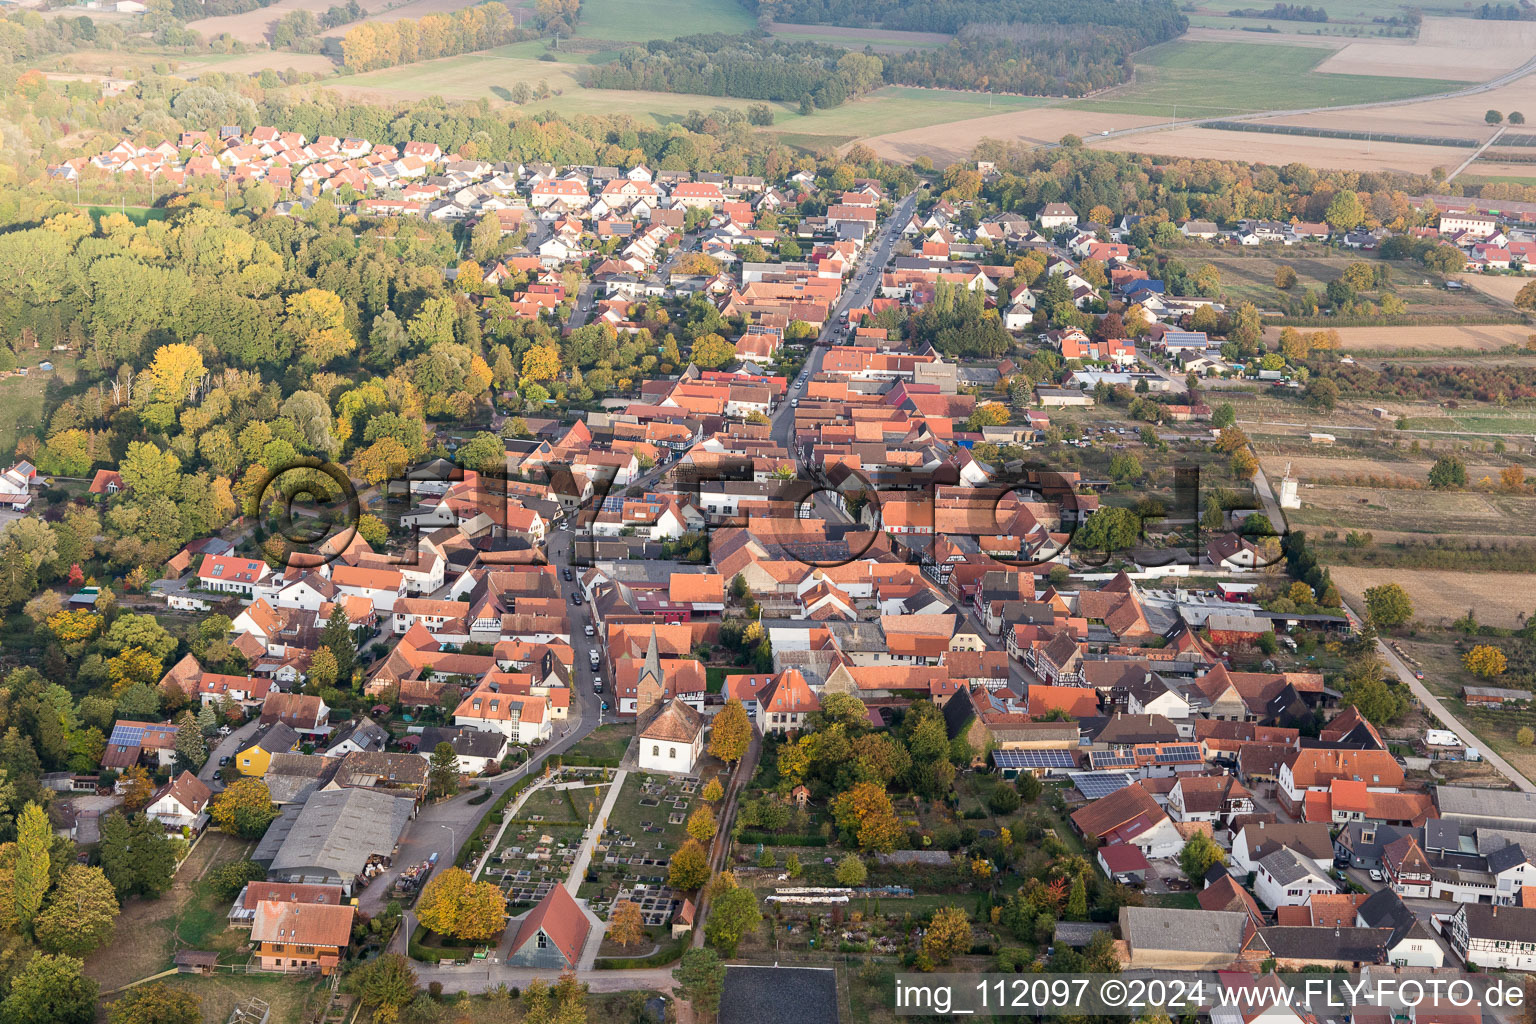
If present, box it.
[669,747,676,758]
[652,745,659,756]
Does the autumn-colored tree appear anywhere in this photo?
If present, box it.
[1515,280,1536,311]
[353,436,411,486]
[1501,465,1526,492]
[107,982,201,1024]
[708,699,750,765]
[13,803,51,934]
[1517,726,1534,747]
[119,765,154,811]
[686,805,718,845]
[832,782,903,852]
[609,900,644,947]
[669,839,711,891]
[702,777,724,803]
[284,288,354,366]
[210,778,279,838]
[1229,449,1258,479]
[142,343,206,406]
[1364,583,1413,629]
[1463,645,1508,678]
[107,646,162,695]
[35,865,119,956]
[1274,265,1298,290]
[921,907,972,966]
[415,867,506,940]
[520,345,561,382]
[690,333,736,371]
[1088,204,1113,225]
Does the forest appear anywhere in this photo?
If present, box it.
[882,26,1138,96]
[586,33,884,109]
[339,2,526,72]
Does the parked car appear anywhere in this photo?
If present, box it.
[584,624,594,637]
[1369,868,1385,882]
[218,755,231,767]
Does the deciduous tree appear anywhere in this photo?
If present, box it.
[35,865,119,956]
[1364,583,1413,628]
[669,839,710,891]
[0,953,98,1024]
[921,907,972,966]
[1463,645,1508,678]
[609,900,644,947]
[832,782,903,852]
[210,778,279,839]
[414,867,506,941]
[708,699,750,765]
[686,805,717,845]
[107,983,200,1024]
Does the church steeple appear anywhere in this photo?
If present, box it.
[635,627,665,716]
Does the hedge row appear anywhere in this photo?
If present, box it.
[736,830,829,847]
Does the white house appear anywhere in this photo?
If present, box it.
[452,685,552,746]
[1254,847,1336,910]
[198,555,272,597]
[1449,903,1536,971]
[330,565,405,614]
[415,727,508,774]
[1037,203,1077,230]
[637,699,704,775]
[1232,822,1333,876]
[145,771,212,832]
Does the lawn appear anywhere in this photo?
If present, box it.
[775,86,1049,139]
[0,367,56,461]
[562,723,632,764]
[84,831,253,993]
[571,0,755,41]
[1069,41,1460,118]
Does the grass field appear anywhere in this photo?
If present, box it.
[571,0,754,41]
[1069,41,1460,118]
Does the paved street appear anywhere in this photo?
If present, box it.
[198,718,259,791]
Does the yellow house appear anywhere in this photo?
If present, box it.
[237,722,301,777]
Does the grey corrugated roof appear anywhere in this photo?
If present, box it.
[720,966,838,1024]
[1436,787,1536,830]
[1120,907,1249,954]
[269,788,414,881]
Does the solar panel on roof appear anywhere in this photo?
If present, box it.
[109,724,146,747]
[992,749,1075,769]
[1089,750,1137,769]
[1070,771,1135,800]
[1155,744,1202,763]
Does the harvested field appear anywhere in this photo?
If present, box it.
[1089,126,1463,174]
[863,108,1164,164]
[1331,567,1536,627]
[1452,274,1536,306]
[1314,17,1536,81]
[1252,76,1536,140]
[1259,323,1534,352]
[1465,165,1536,184]
[1288,483,1536,539]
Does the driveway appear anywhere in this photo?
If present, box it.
[199,718,260,791]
